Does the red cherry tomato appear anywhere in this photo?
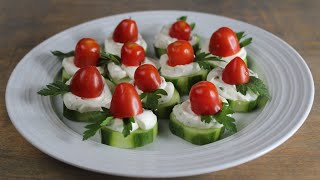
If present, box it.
[167,40,194,67]
[70,66,104,98]
[169,20,192,41]
[110,83,143,119]
[209,27,240,57]
[134,64,161,93]
[112,19,138,43]
[222,57,249,85]
[74,38,100,68]
[189,81,222,116]
[121,42,145,66]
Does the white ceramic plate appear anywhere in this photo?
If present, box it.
[5,11,314,178]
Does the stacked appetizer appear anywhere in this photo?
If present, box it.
[207,57,269,112]
[38,16,270,149]
[170,81,236,145]
[154,16,200,58]
[133,64,180,119]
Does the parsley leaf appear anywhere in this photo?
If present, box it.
[239,38,253,48]
[236,76,269,98]
[177,16,187,21]
[122,117,135,137]
[99,51,121,65]
[194,51,225,70]
[236,84,248,95]
[200,103,237,133]
[37,81,69,96]
[51,50,74,60]
[140,89,168,110]
[83,116,114,140]
[190,22,196,30]
[236,31,253,48]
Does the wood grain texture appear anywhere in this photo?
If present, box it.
[1,0,319,179]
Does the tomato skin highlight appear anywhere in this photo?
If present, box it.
[222,57,250,85]
[169,20,192,41]
[74,38,100,68]
[70,66,104,98]
[110,83,143,119]
[189,81,222,116]
[209,27,240,57]
[112,19,138,43]
[167,40,194,67]
[121,42,145,66]
[134,64,161,93]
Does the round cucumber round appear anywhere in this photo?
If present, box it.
[101,123,158,149]
[155,88,181,119]
[63,104,107,123]
[227,98,258,112]
[169,113,223,145]
[112,77,132,85]
[161,69,209,96]
[154,34,201,59]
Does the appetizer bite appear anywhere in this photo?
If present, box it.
[133,64,180,119]
[207,57,269,112]
[52,38,104,82]
[201,27,252,67]
[169,81,236,145]
[154,16,200,58]
[38,66,112,122]
[83,83,158,149]
[103,42,157,84]
[104,18,147,56]
[159,40,222,95]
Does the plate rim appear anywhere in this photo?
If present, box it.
[5,10,314,178]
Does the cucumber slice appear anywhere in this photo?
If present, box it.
[112,77,132,85]
[154,34,201,59]
[227,98,258,112]
[62,68,72,83]
[63,104,107,123]
[169,113,223,145]
[162,69,208,96]
[101,123,158,149]
[155,88,181,119]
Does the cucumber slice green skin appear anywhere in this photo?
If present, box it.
[226,93,268,112]
[169,113,223,145]
[155,88,181,119]
[101,123,158,149]
[154,34,201,59]
[162,69,209,96]
[63,104,107,123]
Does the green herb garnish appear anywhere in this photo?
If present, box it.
[122,117,135,137]
[37,81,69,96]
[236,76,269,98]
[51,50,74,60]
[201,103,237,133]
[194,51,225,70]
[140,89,168,110]
[236,31,253,48]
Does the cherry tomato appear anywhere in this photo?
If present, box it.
[134,64,161,93]
[167,40,194,67]
[222,57,249,85]
[169,20,192,41]
[121,42,145,66]
[189,81,222,115]
[209,27,240,57]
[110,83,143,119]
[74,38,100,68]
[112,19,138,43]
[70,66,104,98]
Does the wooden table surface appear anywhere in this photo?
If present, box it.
[1,0,319,179]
